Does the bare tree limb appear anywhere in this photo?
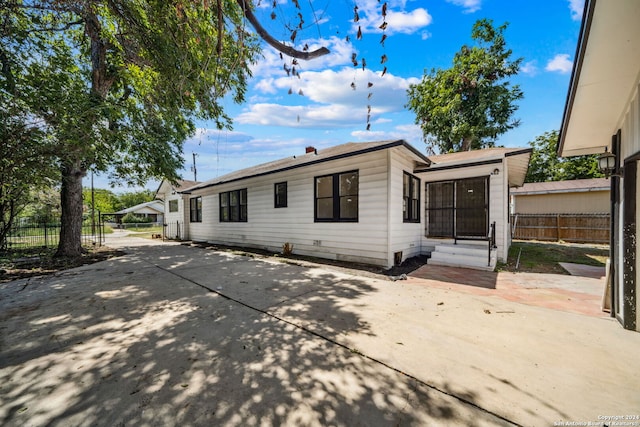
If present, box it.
[236,0,329,60]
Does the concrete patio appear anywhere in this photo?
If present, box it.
[1,234,638,426]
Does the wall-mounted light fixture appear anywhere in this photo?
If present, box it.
[598,148,621,177]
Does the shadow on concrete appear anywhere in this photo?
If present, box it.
[410,264,498,289]
[0,243,503,426]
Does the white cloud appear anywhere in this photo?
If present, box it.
[237,103,371,129]
[352,0,433,35]
[568,0,585,21]
[351,123,423,143]
[385,9,433,34]
[240,66,419,129]
[545,54,573,74]
[250,36,355,79]
[446,0,482,13]
[520,61,538,76]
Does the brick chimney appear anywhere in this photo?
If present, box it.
[305,146,316,154]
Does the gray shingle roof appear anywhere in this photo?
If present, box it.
[181,140,430,193]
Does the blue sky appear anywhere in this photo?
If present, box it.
[97,0,584,192]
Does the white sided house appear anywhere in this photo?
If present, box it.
[157,140,531,270]
[113,200,165,224]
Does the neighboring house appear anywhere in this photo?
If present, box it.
[557,0,640,331]
[511,178,610,215]
[155,179,199,239]
[157,140,531,271]
[113,200,165,224]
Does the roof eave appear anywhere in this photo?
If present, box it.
[557,0,596,158]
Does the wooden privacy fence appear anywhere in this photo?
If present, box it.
[510,213,610,244]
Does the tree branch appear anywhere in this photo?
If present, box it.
[25,19,84,34]
[236,0,329,60]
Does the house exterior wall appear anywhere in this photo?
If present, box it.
[163,193,186,239]
[388,148,425,266]
[616,79,640,330]
[418,162,509,262]
[512,191,610,214]
[187,150,395,267]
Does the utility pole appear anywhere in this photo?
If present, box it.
[191,152,198,181]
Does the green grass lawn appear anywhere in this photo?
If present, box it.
[127,225,164,240]
[497,240,609,274]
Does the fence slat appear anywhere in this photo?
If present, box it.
[511,213,610,244]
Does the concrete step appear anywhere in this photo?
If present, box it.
[431,243,490,257]
[428,243,497,271]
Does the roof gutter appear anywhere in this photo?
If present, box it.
[505,147,533,157]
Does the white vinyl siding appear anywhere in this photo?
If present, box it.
[164,194,185,224]
[189,150,392,266]
[388,148,425,265]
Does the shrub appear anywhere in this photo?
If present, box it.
[121,212,152,223]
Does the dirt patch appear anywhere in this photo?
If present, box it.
[0,246,125,284]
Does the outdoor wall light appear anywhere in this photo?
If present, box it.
[598,148,621,177]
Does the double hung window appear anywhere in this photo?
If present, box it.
[274,182,287,208]
[403,172,420,223]
[220,189,247,222]
[189,197,202,222]
[314,170,359,222]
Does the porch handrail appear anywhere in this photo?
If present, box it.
[488,221,496,266]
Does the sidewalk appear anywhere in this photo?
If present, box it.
[1,237,638,426]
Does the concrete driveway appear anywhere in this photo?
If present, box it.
[1,234,639,426]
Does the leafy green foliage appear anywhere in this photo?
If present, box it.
[0,11,59,246]
[525,130,604,182]
[1,0,260,256]
[115,190,155,212]
[121,212,153,224]
[406,19,523,153]
[19,188,62,224]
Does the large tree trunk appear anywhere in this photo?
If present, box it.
[461,136,474,151]
[55,159,86,257]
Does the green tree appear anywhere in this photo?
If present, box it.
[2,0,260,257]
[82,188,119,216]
[21,187,62,224]
[406,19,523,153]
[115,190,155,212]
[0,12,58,246]
[525,130,604,182]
